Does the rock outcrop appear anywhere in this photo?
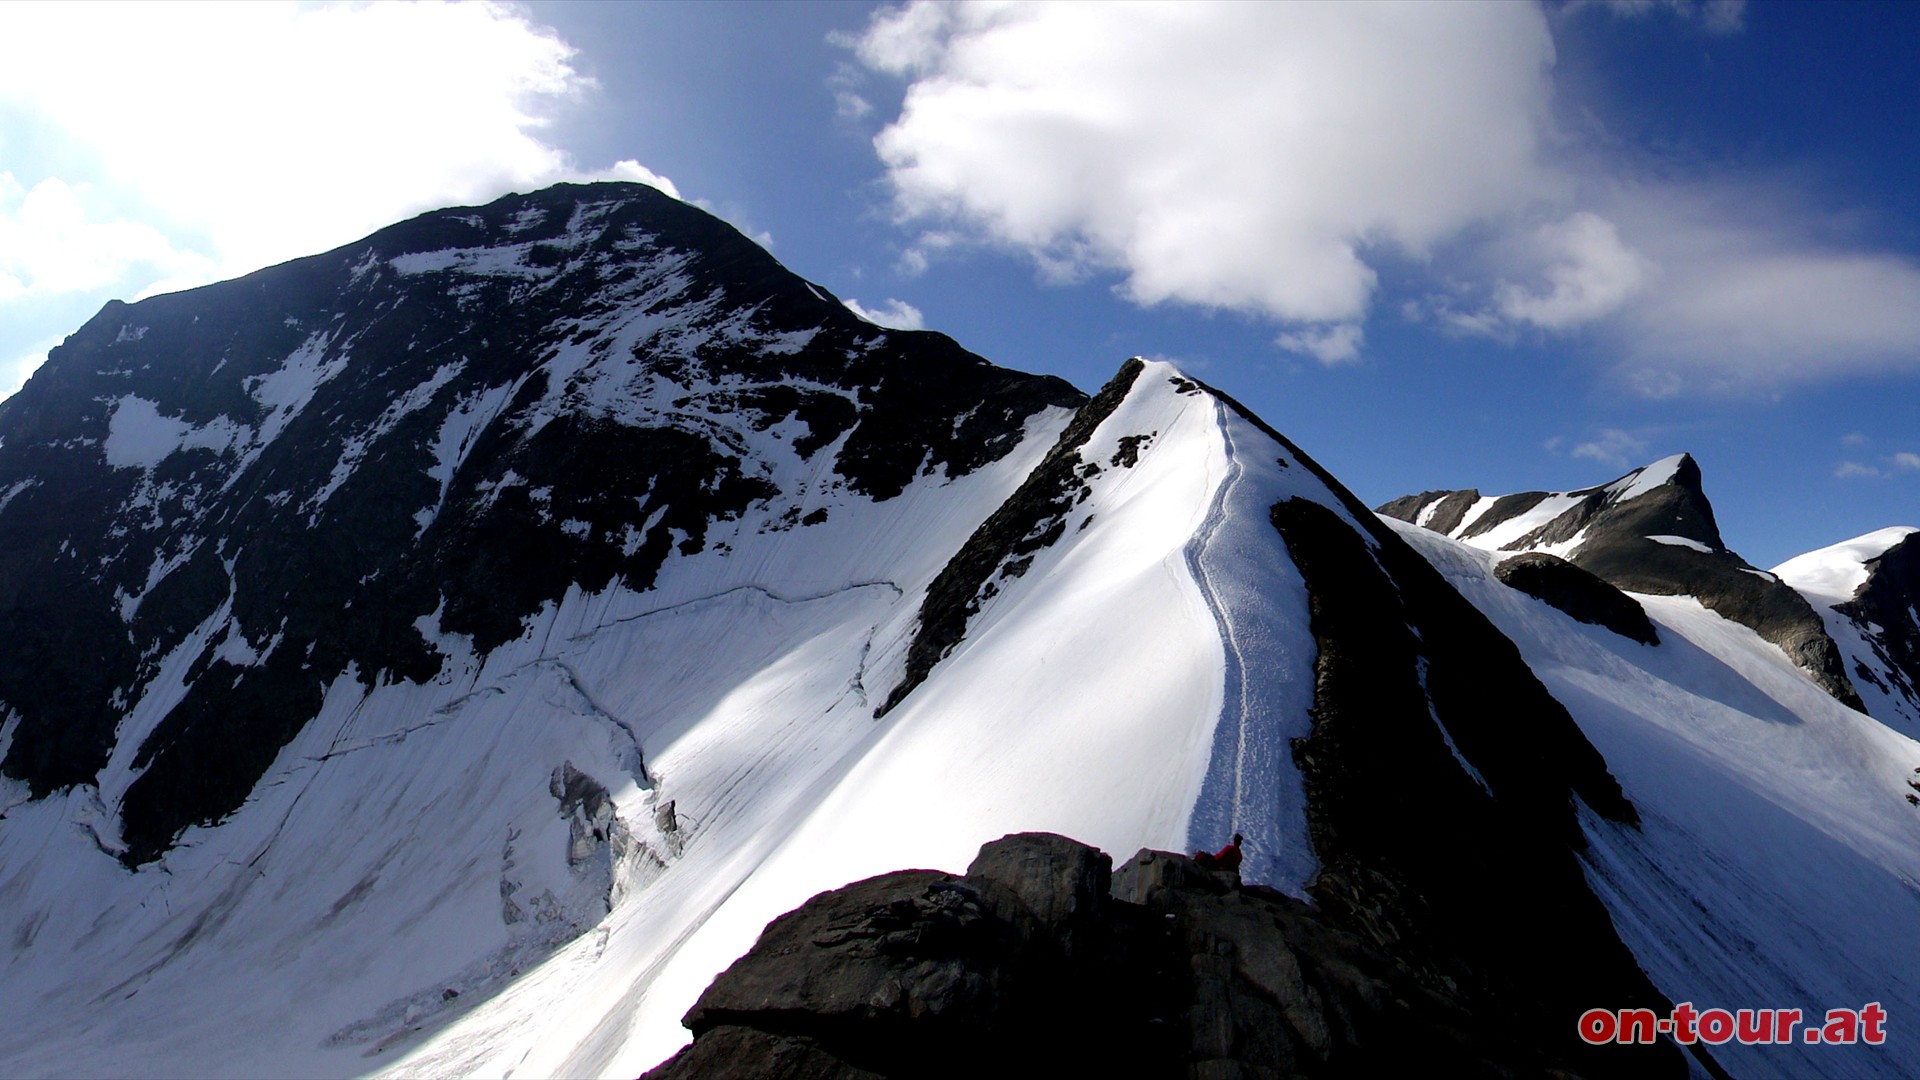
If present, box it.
[1494,552,1659,646]
[645,832,1682,1079]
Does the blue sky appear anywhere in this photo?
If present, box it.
[2,0,1915,566]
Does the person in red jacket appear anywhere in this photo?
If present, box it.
[1195,833,1244,872]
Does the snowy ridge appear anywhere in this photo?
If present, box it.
[1776,526,1917,607]
[1181,384,1331,892]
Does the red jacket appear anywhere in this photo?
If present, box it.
[1212,841,1242,871]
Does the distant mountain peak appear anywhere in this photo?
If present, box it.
[1379,452,1861,711]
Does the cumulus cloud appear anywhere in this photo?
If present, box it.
[843,297,926,330]
[1570,428,1650,469]
[1836,461,1884,480]
[1895,452,1920,472]
[0,174,216,300]
[853,1,1557,336]
[849,2,1920,396]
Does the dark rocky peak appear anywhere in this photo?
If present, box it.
[0,181,1079,865]
[1379,453,1721,555]
[1381,454,1864,712]
[646,832,1695,1079]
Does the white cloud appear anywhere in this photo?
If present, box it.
[1570,428,1649,469]
[837,92,875,121]
[1836,461,1884,480]
[1894,452,1920,472]
[1606,184,1920,391]
[1276,323,1364,366]
[0,173,215,300]
[602,161,681,201]
[1842,432,1869,448]
[0,2,673,302]
[850,2,1920,398]
[1492,212,1652,330]
[853,2,1556,327]
[843,297,926,330]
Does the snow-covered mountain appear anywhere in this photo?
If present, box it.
[1,182,1917,1078]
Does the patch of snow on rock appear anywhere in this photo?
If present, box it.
[1646,534,1713,554]
[1606,453,1687,504]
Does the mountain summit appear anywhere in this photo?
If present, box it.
[1,184,1918,1079]
[0,181,1077,865]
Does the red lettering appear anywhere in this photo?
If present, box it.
[1578,1008,1616,1045]
[1575,1002,1879,1048]
[1698,1008,1735,1045]
[1619,1008,1658,1044]
[1735,1008,1771,1044]
[1670,1001,1698,1044]
[1823,1009,1860,1045]
[1862,1002,1887,1045]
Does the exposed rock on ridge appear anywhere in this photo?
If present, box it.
[645,832,1636,1079]
[877,359,1142,716]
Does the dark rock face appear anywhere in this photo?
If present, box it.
[1834,533,1920,714]
[647,832,1668,1079]
[1379,456,1863,712]
[1269,496,1704,1080]
[0,181,1078,864]
[876,359,1141,716]
[1495,552,1659,646]
[1374,488,1479,538]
